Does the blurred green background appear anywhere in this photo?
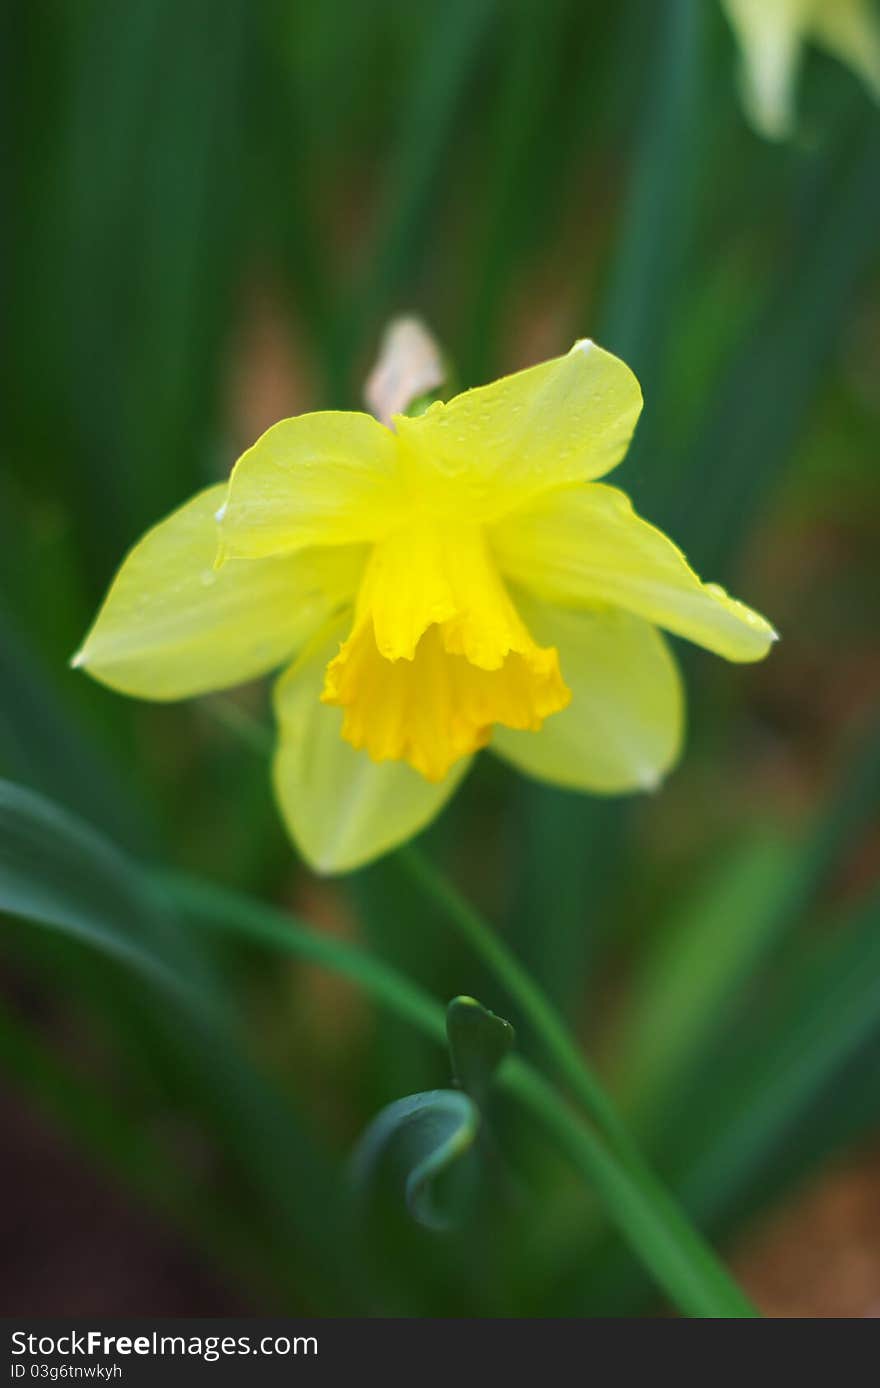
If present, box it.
[2,0,879,1316]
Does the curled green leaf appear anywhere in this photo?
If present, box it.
[350,1088,479,1232]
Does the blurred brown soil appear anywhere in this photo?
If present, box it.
[0,1086,247,1315]
[732,1141,880,1318]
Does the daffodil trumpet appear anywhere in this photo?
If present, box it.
[74,340,776,873]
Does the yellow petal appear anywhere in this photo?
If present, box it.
[492,483,776,663]
[73,485,364,700]
[273,624,471,873]
[811,0,880,103]
[219,411,403,559]
[722,0,811,139]
[491,596,683,794]
[393,340,642,521]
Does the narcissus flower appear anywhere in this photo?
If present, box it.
[722,0,880,140]
[74,341,775,873]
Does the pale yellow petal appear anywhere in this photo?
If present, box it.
[492,483,776,663]
[811,0,880,102]
[393,340,642,520]
[219,411,404,559]
[273,624,471,873]
[491,596,683,794]
[73,485,364,700]
[722,0,811,139]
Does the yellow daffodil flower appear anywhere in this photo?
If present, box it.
[73,341,775,873]
[722,0,880,140]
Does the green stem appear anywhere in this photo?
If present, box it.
[395,845,760,1316]
[168,872,758,1318]
[397,844,635,1158]
[502,1062,756,1318]
[205,696,274,757]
